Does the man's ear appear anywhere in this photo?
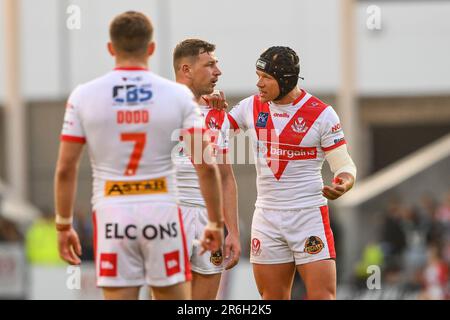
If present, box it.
[107,42,115,56]
[181,63,193,79]
[147,41,156,56]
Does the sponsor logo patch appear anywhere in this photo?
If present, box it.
[331,123,342,133]
[164,250,181,276]
[251,238,262,256]
[105,177,167,196]
[333,137,345,145]
[291,117,308,134]
[256,112,269,128]
[273,112,289,118]
[256,59,267,70]
[210,250,223,266]
[99,253,117,277]
[304,236,324,255]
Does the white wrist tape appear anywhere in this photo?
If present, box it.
[205,221,223,232]
[325,145,357,179]
[55,215,73,225]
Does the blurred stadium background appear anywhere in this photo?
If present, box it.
[0,0,449,299]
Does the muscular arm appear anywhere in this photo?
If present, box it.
[193,159,224,226]
[217,155,241,269]
[185,130,224,252]
[54,140,84,264]
[217,162,238,234]
[54,141,84,225]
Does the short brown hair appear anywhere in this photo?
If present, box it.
[173,39,216,71]
[110,11,153,56]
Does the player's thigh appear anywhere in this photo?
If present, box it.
[151,281,191,300]
[191,271,222,300]
[102,286,140,300]
[252,262,296,300]
[296,259,336,300]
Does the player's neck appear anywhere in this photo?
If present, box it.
[272,87,302,106]
[176,78,204,104]
[115,58,148,70]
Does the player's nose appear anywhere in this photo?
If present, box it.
[256,78,264,88]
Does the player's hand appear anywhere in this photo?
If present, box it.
[322,172,355,200]
[57,227,82,265]
[199,227,224,255]
[224,232,241,270]
[202,90,228,110]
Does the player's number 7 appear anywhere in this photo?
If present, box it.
[121,133,146,176]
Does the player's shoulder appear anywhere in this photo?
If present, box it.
[303,91,330,110]
[233,95,256,110]
[301,90,336,117]
[70,72,116,98]
[241,95,258,106]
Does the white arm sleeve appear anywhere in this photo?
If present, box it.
[325,144,357,179]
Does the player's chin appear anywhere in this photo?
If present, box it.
[203,86,215,95]
[259,93,272,103]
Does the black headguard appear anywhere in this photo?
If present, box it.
[256,46,301,100]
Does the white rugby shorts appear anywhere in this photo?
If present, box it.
[250,206,336,265]
[93,202,191,287]
[180,205,224,275]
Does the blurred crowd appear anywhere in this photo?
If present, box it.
[355,190,450,299]
[0,207,94,264]
[0,214,22,242]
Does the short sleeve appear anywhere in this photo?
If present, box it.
[320,107,346,152]
[60,86,86,144]
[228,97,252,131]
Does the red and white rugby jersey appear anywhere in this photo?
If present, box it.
[173,107,230,207]
[61,67,202,209]
[228,90,346,210]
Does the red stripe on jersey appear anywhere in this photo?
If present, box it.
[92,211,97,265]
[178,207,192,281]
[227,114,240,131]
[292,89,306,106]
[320,206,336,259]
[252,95,327,180]
[114,66,148,71]
[60,135,86,144]
[322,139,347,152]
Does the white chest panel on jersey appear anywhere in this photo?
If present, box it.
[228,90,346,210]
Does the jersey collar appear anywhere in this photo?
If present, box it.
[114,66,148,71]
